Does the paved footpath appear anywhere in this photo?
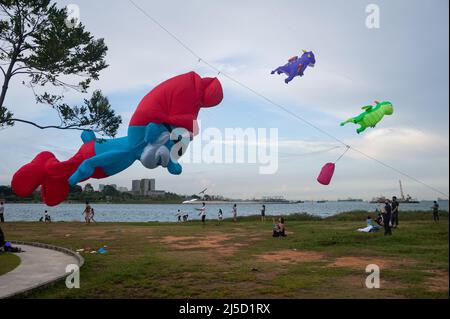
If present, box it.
[0,244,80,298]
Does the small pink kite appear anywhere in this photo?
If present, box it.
[317,146,350,186]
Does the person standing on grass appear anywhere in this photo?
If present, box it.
[44,210,52,223]
[90,208,96,223]
[232,204,238,222]
[196,202,207,225]
[261,204,266,222]
[432,201,440,222]
[382,200,392,236]
[0,202,4,223]
[391,196,399,228]
[218,209,223,225]
[83,201,92,224]
[176,209,182,222]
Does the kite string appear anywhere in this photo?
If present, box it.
[127,0,449,199]
[334,145,350,163]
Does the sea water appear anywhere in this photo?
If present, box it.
[3,201,448,222]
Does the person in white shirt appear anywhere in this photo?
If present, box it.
[196,202,207,225]
[217,209,223,225]
[175,209,183,222]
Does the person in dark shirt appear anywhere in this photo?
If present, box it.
[432,201,440,222]
[382,200,392,236]
[391,196,399,228]
[0,226,5,248]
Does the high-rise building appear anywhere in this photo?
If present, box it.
[132,180,141,193]
[131,179,164,197]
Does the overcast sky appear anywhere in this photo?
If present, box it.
[0,0,448,200]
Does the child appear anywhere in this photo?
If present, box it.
[83,201,92,224]
[272,217,286,237]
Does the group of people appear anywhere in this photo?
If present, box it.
[177,202,286,237]
[175,209,190,222]
[178,203,268,225]
[378,196,400,236]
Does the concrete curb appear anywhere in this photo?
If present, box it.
[2,241,85,299]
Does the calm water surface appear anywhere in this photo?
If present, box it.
[2,201,448,222]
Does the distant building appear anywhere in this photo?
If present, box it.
[131,179,165,197]
[118,187,128,192]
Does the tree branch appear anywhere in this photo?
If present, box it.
[9,118,96,132]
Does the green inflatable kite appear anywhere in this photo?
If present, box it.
[340,101,393,134]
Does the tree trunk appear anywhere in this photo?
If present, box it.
[0,54,17,110]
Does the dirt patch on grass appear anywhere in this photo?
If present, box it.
[326,275,407,298]
[329,256,414,270]
[258,250,326,263]
[330,257,392,269]
[159,234,242,257]
[424,270,449,292]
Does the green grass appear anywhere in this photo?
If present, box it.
[1,210,448,299]
[0,252,21,276]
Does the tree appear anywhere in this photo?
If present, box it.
[83,183,94,193]
[69,184,82,194]
[102,185,119,197]
[0,0,121,136]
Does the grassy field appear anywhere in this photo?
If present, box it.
[0,253,21,276]
[1,211,448,299]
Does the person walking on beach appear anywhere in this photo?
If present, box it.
[391,196,399,228]
[0,202,4,223]
[432,201,440,222]
[232,204,238,222]
[261,204,266,222]
[196,202,207,225]
[83,201,92,224]
[382,200,392,236]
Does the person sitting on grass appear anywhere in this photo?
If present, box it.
[375,211,384,226]
[367,216,380,231]
[0,227,22,253]
[272,217,286,237]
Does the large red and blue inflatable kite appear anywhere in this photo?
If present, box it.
[12,72,224,206]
